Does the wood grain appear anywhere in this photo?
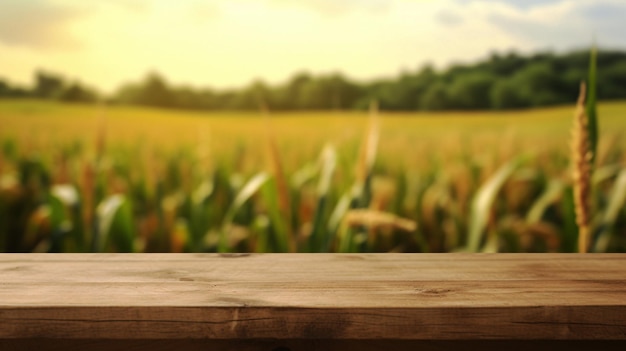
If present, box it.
[1,254,625,343]
[2,339,626,351]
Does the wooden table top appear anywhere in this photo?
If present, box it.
[1,254,625,341]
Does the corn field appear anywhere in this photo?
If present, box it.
[1,92,625,253]
[1,50,626,254]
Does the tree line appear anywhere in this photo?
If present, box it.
[0,72,98,103]
[2,49,626,111]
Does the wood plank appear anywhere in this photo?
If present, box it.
[2,339,626,351]
[1,254,625,342]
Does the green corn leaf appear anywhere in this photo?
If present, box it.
[593,164,622,185]
[230,172,269,213]
[328,190,352,237]
[192,179,214,205]
[602,169,626,222]
[47,192,68,252]
[309,145,337,252]
[586,44,598,166]
[337,224,357,253]
[594,168,626,252]
[176,180,214,252]
[94,195,123,252]
[526,180,564,224]
[51,184,82,250]
[317,145,337,197]
[251,214,270,253]
[260,177,290,253]
[291,162,318,189]
[560,185,579,253]
[23,205,52,252]
[220,172,269,252]
[466,157,523,252]
[95,194,135,252]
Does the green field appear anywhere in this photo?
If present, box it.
[1,99,625,253]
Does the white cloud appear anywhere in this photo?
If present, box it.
[452,0,565,10]
[436,9,465,26]
[478,0,626,50]
[0,0,83,50]
[268,0,390,16]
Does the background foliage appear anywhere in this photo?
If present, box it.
[3,50,626,111]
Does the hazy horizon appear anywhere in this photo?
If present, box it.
[2,0,626,93]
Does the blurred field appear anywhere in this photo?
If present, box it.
[1,99,625,253]
[2,99,624,169]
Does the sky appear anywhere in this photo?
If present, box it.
[1,0,625,94]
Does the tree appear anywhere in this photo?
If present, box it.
[490,80,526,109]
[137,73,176,107]
[45,49,626,111]
[34,71,65,99]
[0,79,9,97]
[420,82,450,110]
[325,73,362,110]
[172,86,200,109]
[600,61,626,99]
[58,82,98,103]
[113,83,142,105]
[298,79,327,109]
[511,62,565,107]
[375,79,408,110]
[249,80,271,110]
[447,73,495,109]
[485,51,526,76]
